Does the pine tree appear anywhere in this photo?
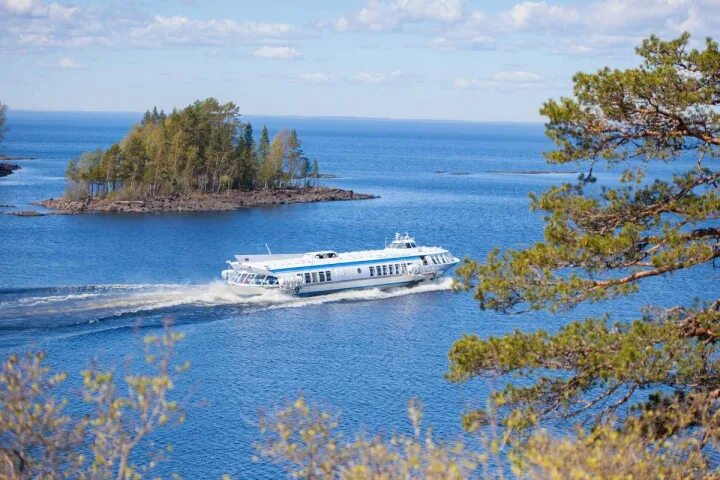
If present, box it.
[450,33,720,463]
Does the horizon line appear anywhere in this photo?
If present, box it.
[7,108,545,126]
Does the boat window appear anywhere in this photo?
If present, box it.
[326,270,332,281]
[266,276,278,285]
[422,257,428,265]
[382,265,387,275]
[395,263,400,273]
[389,265,393,275]
[304,273,311,283]
[401,264,407,273]
[319,271,326,282]
[357,268,362,274]
[312,272,318,283]
[370,266,375,276]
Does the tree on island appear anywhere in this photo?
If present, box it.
[65,98,317,200]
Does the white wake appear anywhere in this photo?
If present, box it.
[0,278,454,320]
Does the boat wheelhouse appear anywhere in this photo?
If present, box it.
[220,233,459,296]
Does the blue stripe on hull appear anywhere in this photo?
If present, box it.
[270,255,422,273]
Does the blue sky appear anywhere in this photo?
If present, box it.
[2,0,719,121]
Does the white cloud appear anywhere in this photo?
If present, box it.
[452,78,484,89]
[453,71,544,89]
[448,0,720,52]
[298,72,335,83]
[253,45,301,59]
[490,71,542,83]
[57,56,79,68]
[3,0,720,60]
[330,0,465,32]
[350,69,402,84]
[0,4,301,51]
[499,1,577,30]
[0,0,77,20]
[128,16,295,46]
[324,0,720,53]
[1,0,37,14]
[431,34,494,50]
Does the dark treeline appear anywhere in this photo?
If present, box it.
[66,98,319,199]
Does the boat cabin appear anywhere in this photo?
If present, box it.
[387,233,418,249]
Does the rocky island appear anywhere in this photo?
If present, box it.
[40,98,374,214]
[39,187,374,214]
[0,162,20,178]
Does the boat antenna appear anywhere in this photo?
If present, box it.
[265,243,272,255]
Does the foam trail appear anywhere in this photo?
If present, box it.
[0,278,454,329]
[0,282,256,319]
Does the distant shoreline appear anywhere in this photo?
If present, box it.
[0,154,35,161]
[434,170,579,175]
[37,187,377,214]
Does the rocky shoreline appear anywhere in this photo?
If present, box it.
[37,187,377,214]
[0,162,20,178]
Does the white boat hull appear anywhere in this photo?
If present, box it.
[222,234,459,297]
[226,267,452,297]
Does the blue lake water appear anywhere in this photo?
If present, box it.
[1,111,718,477]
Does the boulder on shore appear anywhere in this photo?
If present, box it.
[0,162,20,178]
[37,187,377,214]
